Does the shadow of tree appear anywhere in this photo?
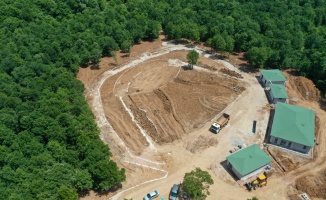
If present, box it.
[90,64,100,70]
[91,183,123,198]
[182,64,192,70]
[319,98,326,111]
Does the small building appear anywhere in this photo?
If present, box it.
[267,84,288,104]
[269,102,315,154]
[260,69,286,87]
[226,144,272,180]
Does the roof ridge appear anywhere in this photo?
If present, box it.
[271,102,315,147]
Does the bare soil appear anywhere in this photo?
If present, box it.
[267,147,310,172]
[185,135,218,154]
[295,170,326,199]
[78,36,326,200]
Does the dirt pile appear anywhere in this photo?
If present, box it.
[285,70,320,102]
[197,62,218,71]
[175,68,242,87]
[220,68,244,79]
[154,89,173,113]
[128,99,158,141]
[185,135,218,153]
[295,170,326,199]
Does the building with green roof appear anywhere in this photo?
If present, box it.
[267,84,289,104]
[260,69,287,87]
[269,102,315,154]
[226,144,272,180]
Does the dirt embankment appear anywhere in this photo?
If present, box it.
[154,89,173,113]
[285,70,320,103]
[128,96,158,142]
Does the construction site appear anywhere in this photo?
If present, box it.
[78,35,326,200]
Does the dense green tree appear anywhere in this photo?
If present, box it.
[247,47,270,68]
[73,169,93,191]
[146,20,162,40]
[187,50,199,70]
[121,40,132,56]
[225,36,235,54]
[110,51,118,65]
[211,35,226,52]
[58,185,78,200]
[182,168,214,200]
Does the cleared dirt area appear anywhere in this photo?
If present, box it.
[79,36,326,200]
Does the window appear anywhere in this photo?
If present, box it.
[303,145,307,150]
[287,142,292,147]
[274,138,278,143]
[280,140,286,145]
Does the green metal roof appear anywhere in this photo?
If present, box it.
[271,102,315,147]
[261,70,287,82]
[226,144,272,176]
[270,84,289,98]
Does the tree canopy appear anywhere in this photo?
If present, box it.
[187,50,200,69]
[182,168,214,200]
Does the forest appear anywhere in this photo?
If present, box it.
[0,0,325,199]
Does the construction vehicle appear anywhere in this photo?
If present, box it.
[245,174,267,191]
[210,113,230,134]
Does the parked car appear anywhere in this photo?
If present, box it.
[143,190,159,200]
[169,184,180,200]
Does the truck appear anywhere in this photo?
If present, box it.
[210,113,230,134]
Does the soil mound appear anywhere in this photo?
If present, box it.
[220,68,244,79]
[285,70,320,102]
[185,135,218,153]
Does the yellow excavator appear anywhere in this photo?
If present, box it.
[253,174,267,187]
[245,174,267,191]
